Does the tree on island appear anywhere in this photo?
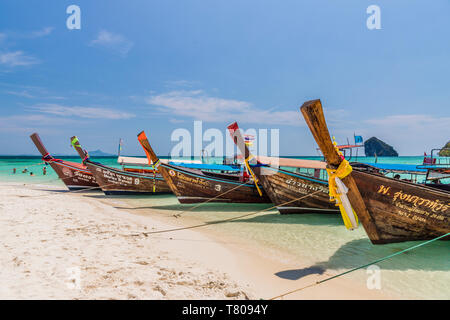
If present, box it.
[439,141,450,156]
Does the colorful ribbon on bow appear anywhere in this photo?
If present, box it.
[326,137,359,230]
[244,155,263,197]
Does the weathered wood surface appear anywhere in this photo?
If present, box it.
[227,121,336,213]
[300,99,449,243]
[30,133,99,191]
[137,131,270,203]
[425,183,450,192]
[354,170,449,243]
[157,163,271,204]
[85,161,172,195]
[256,166,338,214]
[47,161,99,191]
[235,155,327,169]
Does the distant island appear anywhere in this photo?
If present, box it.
[439,141,450,156]
[88,149,114,157]
[364,137,399,157]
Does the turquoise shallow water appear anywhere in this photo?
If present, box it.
[1,155,449,299]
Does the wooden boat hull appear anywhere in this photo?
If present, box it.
[255,166,338,214]
[84,161,172,195]
[48,160,99,191]
[300,99,449,244]
[158,163,271,204]
[425,183,450,192]
[353,169,449,244]
[30,133,99,191]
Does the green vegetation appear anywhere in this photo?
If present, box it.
[438,141,450,156]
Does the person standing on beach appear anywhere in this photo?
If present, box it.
[13,168,16,174]
[43,166,47,175]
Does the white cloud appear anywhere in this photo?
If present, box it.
[90,30,134,57]
[0,114,77,133]
[0,51,39,67]
[30,103,135,120]
[4,90,35,98]
[146,90,302,125]
[365,114,450,128]
[30,27,53,38]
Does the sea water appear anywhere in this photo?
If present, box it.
[1,155,449,299]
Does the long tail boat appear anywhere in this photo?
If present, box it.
[136,131,271,204]
[29,133,99,191]
[70,136,172,195]
[300,99,449,244]
[227,122,338,214]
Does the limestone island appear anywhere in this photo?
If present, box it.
[364,137,399,157]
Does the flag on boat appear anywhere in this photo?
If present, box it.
[354,135,363,144]
[118,138,123,156]
[244,134,255,146]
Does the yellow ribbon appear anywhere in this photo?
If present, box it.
[152,164,156,193]
[244,155,263,197]
[326,152,359,229]
[326,160,352,201]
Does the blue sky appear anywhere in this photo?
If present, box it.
[0,0,449,156]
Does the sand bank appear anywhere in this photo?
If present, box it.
[0,182,390,299]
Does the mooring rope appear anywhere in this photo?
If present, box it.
[127,190,323,236]
[269,232,450,300]
[172,180,256,218]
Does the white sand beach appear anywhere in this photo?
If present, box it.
[0,182,391,300]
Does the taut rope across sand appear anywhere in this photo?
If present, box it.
[172,181,260,218]
[127,190,324,236]
[269,232,450,300]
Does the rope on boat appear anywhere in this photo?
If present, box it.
[269,232,450,300]
[172,181,255,218]
[127,190,323,236]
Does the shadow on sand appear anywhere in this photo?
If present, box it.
[275,266,326,280]
[229,213,343,226]
[275,238,450,280]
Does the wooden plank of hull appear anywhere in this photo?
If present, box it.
[158,163,271,204]
[300,99,449,244]
[226,122,336,213]
[425,184,450,192]
[30,132,99,190]
[256,166,338,214]
[136,130,270,204]
[353,170,449,243]
[85,161,172,195]
[49,161,99,190]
